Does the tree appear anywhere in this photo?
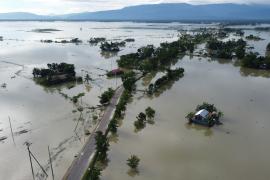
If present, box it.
[108,119,118,133]
[137,112,146,122]
[99,88,115,105]
[134,112,147,129]
[145,107,155,119]
[127,155,140,169]
[89,166,101,180]
[122,71,136,91]
[95,131,109,161]
[85,74,92,83]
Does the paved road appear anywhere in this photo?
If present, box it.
[63,86,124,180]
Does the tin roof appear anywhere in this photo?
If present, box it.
[195,109,209,118]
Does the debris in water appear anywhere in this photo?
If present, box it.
[15,129,29,135]
[1,83,7,88]
[0,136,7,141]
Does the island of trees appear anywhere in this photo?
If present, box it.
[89,37,106,44]
[246,34,263,41]
[32,63,82,86]
[41,38,82,44]
[100,41,126,52]
[186,102,223,127]
[242,52,270,69]
[207,38,247,59]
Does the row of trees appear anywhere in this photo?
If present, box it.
[33,63,76,78]
[147,68,184,95]
[117,33,210,73]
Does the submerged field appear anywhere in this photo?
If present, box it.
[0,21,270,180]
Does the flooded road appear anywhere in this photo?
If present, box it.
[0,21,270,180]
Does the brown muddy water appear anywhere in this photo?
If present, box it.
[102,56,270,180]
[0,22,270,180]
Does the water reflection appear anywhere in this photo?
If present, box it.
[127,168,139,177]
[108,133,119,144]
[239,66,270,78]
[100,51,118,59]
[185,123,214,137]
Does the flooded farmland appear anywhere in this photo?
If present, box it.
[0,21,270,180]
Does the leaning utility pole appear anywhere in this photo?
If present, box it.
[25,142,35,180]
[25,142,48,179]
[48,146,55,180]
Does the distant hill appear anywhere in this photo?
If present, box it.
[0,12,47,20]
[1,3,270,21]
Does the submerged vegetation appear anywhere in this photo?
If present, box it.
[72,93,85,104]
[32,63,82,86]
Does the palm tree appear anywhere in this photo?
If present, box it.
[127,155,140,169]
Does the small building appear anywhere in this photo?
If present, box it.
[195,109,209,120]
[190,109,216,127]
[107,68,124,77]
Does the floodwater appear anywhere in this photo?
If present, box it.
[0,21,270,180]
[0,21,181,180]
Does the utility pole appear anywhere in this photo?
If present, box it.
[8,116,15,145]
[48,146,55,180]
[26,142,35,180]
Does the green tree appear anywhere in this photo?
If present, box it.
[127,155,140,169]
[89,166,101,180]
[145,107,155,119]
[99,88,115,105]
[95,131,109,161]
[108,118,118,133]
